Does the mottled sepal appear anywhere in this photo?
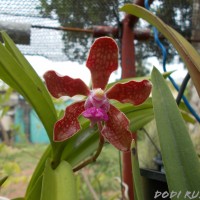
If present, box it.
[86,37,118,90]
[44,70,90,98]
[54,101,85,142]
[106,80,152,105]
[101,105,132,151]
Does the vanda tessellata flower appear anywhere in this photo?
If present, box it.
[43,37,152,151]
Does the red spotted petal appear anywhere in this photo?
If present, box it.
[101,105,132,151]
[86,37,118,90]
[106,80,152,105]
[43,70,90,98]
[54,101,85,142]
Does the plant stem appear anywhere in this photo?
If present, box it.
[81,171,99,200]
[73,123,104,172]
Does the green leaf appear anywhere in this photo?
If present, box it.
[112,98,154,132]
[26,175,43,200]
[25,146,52,197]
[131,140,144,200]
[0,32,57,145]
[1,32,55,114]
[106,71,172,90]
[151,67,200,197]
[120,4,200,97]
[0,175,8,187]
[128,108,154,132]
[40,159,77,200]
[180,111,196,124]
[61,125,99,167]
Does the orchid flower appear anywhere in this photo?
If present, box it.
[44,37,152,152]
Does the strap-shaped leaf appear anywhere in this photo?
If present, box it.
[2,32,56,117]
[106,71,173,90]
[131,140,144,200]
[26,146,52,197]
[41,159,77,200]
[0,32,57,145]
[0,176,8,187]
[127,108,154,132]
[26,174,43,200]
[151,67,200,196]
[120,4,200,97]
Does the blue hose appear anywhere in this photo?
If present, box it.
[144,0,200,122]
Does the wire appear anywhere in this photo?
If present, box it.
[32,25,93,33]
[144,0,200,123]
[176,72,190,105]
[141,128,161,155]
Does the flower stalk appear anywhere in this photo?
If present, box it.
[73,126,105,172]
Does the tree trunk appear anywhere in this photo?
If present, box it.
[121,13,136,200]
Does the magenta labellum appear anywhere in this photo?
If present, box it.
[82,88,110,125]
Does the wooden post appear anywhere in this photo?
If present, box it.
[120,1,154,199]
[121,13,136,200]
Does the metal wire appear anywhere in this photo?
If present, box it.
[176,72,191,105]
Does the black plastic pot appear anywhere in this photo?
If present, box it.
[140,168,169,200]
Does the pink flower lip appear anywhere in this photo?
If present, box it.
[82,107,109,120]
[83,88,110,125]
[82,107,109,126]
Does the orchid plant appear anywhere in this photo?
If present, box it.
[0,3,200,200]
